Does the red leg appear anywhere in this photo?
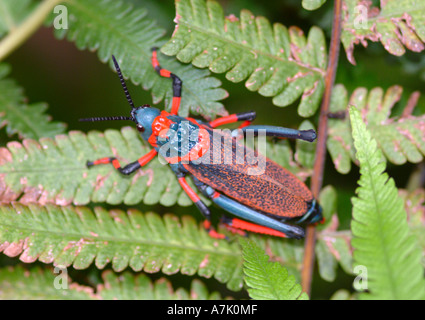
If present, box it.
[221,216,288,238]
[87,149,157,175]
[151,47,182,115]
[178,176,227,240]
[209,111,256,128]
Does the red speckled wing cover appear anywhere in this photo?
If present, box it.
[184,128,313,218]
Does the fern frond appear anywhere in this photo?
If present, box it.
[0,190,351,289]
[327,85,425,174]
[49,0,227,119]
[240,238,308,300]
[350,106,425,299]
[0,126,313,206]
[342,0,425,64]
[0,203,244,291]
[0,266,222,299]
[0,265,93,299]
[0,64,66,139]
[98,271,222,300]
[162,0,327,117]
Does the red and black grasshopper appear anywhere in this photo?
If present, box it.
[80,48,322,239]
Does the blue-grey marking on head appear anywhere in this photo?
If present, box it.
[131,106,161,140]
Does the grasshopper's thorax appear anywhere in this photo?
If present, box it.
[147,110,176,147]
[133,107,210,164]
[157,116,211,164]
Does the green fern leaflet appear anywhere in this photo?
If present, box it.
[350,106,425,300]
[240,238,308,300]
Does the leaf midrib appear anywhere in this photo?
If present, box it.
[0,220,240,258]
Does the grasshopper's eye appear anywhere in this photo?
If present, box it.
[136,124,145,132]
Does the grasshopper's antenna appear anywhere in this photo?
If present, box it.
[112,55,136,110]
[79,116,133,122]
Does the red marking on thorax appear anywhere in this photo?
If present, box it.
[148,110,174,147]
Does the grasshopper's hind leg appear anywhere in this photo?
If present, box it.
[191,177,305,239]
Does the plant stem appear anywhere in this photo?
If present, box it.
[301,0,342,295]
[0,0,63,61]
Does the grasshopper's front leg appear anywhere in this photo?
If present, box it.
[86,149,157,175]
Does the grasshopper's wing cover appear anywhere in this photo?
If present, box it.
[184,129,313,218]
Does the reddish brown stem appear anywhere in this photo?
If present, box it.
[301,0,342,295]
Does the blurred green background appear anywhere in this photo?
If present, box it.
[1,0,424,299]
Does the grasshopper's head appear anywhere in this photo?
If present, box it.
[79,55,161,142]
[131,105,161,140]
